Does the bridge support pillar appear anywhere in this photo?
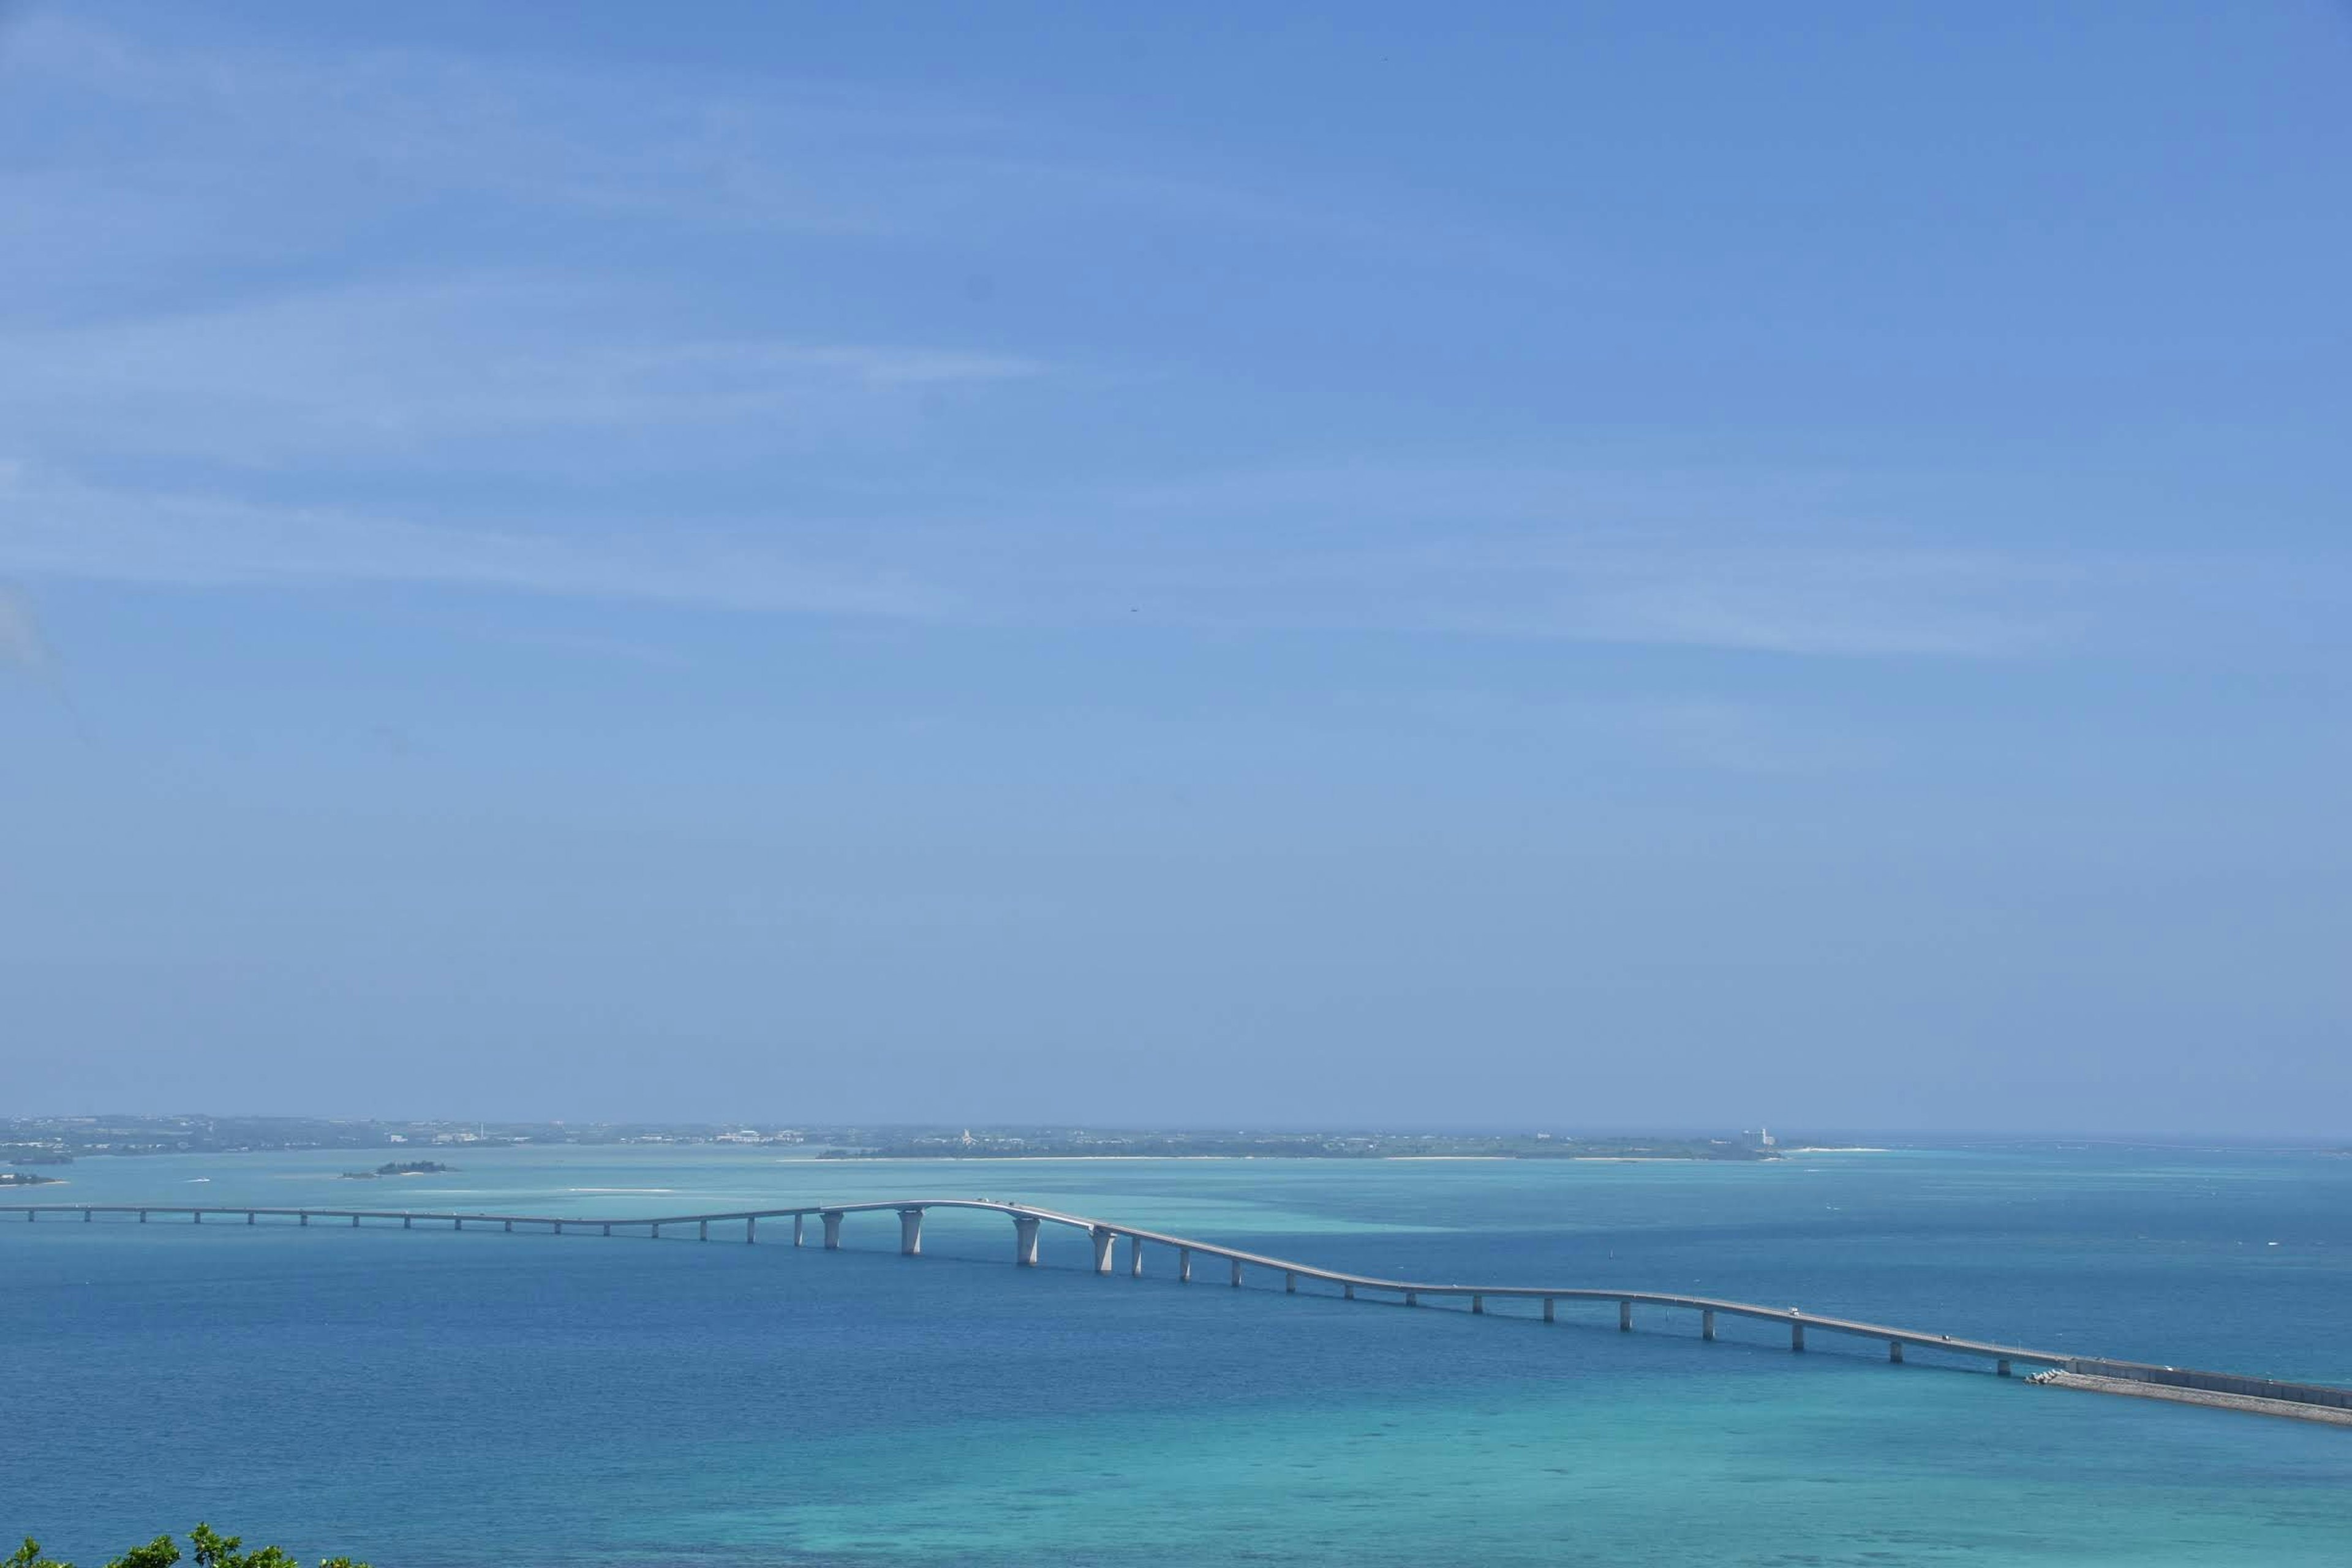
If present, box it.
[1791,1322,1806,1352]
[1889,1340,1904,1363]
[247,1212,256,1225]
[1090,1227,1116,1274]
[84,1208,92,1223]
[402,1216,412,1230]
[23,1209,32,1222]
[351,1215,358,1227]
[1014,1215,1041,1266]
[1619,1300,1631,1332]
[649,1223,660,1238]
[1286,1271,1297,1294]
[899,1208,924,1256]
[1344,1284,1354,1300]
[1178,1247,1192,1282]
[454,1218,464,1232]
[699,1220,708,1242]
[301,1213,309,1227]
[1471,1295,1483,1314]
[504,1219,512,1232]
[1997,1359,2012,1378]
[747,1216,758,1244]
[823,1211,843,1250]
[138,1210,148,1223]
[194,1211,203,1224]
[1404,1291,1417,1307]
[793,1214,804,1246]
[1702,1309,1715,1341]
[601,1223,611,1237]
[1129,1235,1144,1276]
[1543,1297,1554,1323]
[1231,1258,1244,1288]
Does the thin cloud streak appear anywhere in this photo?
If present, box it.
[1,277,1044,468]
[0,474,948,620]
[7,465,2078,658]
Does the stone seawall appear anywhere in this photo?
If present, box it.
[2043,1371,2352,1427]
[2062,1358,2352,1412]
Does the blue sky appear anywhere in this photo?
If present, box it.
[2,2,2346,1131]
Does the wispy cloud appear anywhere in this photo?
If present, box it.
[0,277,1043,470]
[0,15,2316,666]
[1,458,2079,658]
[0,468,945,620]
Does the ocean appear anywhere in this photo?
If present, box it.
[5,1142,2350,1566]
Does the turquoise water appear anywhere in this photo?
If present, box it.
[6,1145,2350,1565]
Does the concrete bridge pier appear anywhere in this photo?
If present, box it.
[1790,1322,1806,1352]
[1997,1359,2012,1378]
[138,1210,148,1223]
[747,1216,758,1244]
[600,1223,611,1237]
[1090,1227,1117,1274]
[1013,1215,1041,1266]
[1286,1271,1297,1294]
[247,1212,256,1225]
[403,1216,413,1230]
[194,1212,203,1224]
[504,1219,513,1233]
[350,1215,358,1227]
[823,1211,844,1250]
[899,1208,924,1256]
[1344,1284,1355,1300]
[1231,1257,1244,1287]
[454,1218,464,1232]
[1129,1235,1145,1276]
[1889,1340,1904,1363]
[1404,1291,1418,1306]
[85,1209,93,1223]
[1178,1246,1192,1282]
[1543,1297,1554,1323]
[300,1213,309,1227]
[1471,1294,1483,1314]
[1619,1300,1632,1332]
[649,1223,660,1238]
[22,1209,31,1222]
[1702,1309,1715,1341]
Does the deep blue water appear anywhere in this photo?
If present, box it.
[6,1144,2350,1565]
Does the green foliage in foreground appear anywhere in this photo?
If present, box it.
[8,1523,367,1568]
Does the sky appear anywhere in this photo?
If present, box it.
[1,1,2346,1134]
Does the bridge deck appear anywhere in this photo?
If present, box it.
[9,1197,2341,1407]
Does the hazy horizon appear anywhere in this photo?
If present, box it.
[9,1108,2348,1145]
[4,2,2347,1136]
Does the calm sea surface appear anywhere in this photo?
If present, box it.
[6,1144,2350,1566]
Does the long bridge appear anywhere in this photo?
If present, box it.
[9,1197,2350,1417]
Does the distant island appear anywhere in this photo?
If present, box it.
[340,1160,456,1179]
[1,1114,1798,1164]
[0,1170,61,1186]
[820,1131,1774,1162]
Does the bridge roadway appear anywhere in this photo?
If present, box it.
[7,1196,2087,1376]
